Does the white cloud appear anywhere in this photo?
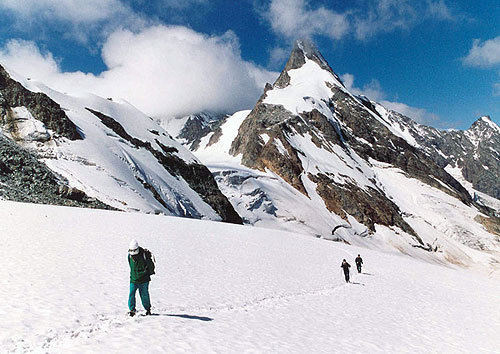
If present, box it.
[354,0,418,40]
[341,73,385,101]
[131,0,208,10]
[260,0,456,42]
[462,36,500,97]
[463,36,500,68]
[341,73,439,125]
[427,0,453,20]
[0,26,278,118]
[0,40,59,77]
[380,100,439,125]
[0,0,147,42]
[0,0,127,23]
[494,81,500,97]
[263,0,349,41]
[268,46,289,67]
[353,0,455,40]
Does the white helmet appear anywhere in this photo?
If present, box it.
[128,239,139,255]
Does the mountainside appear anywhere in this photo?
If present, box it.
[181,39,499,271]
[371,105,500,201]
[0,64,241,223]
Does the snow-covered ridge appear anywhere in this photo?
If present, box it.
[479,115,500,132]
[0,65,240,222]
[371,100,499,200]
[33,88,217,216]
[264,58,344,116]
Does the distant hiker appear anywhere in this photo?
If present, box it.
[341,259,351,283]
[128,239,154,317]
[355,254,363,273]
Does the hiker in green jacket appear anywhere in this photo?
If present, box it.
[128,239,152,317]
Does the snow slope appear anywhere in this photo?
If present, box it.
[1,201,499,353]
[445,165,500,213]
[192,110,349,236]
[1,66,228,220]
[188,107,500,275]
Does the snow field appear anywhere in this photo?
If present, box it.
[1,200,499,353]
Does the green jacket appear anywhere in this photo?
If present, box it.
[128,247,151,284]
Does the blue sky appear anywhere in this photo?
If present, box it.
[0,0,498,129]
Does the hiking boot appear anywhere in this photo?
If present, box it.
[145,309,152,316]
[129,310,136,317]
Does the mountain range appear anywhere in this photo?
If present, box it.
[0,39,498,273]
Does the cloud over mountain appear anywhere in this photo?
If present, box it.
[263,0,349,41]
[0,26,278,118]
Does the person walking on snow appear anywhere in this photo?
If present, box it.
[341,259,351,283]
[355,254,363,273]
[128,239,152,317]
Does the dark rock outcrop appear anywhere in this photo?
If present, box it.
[230,104,307,194]
[0,65,81,140]
[177,112,227,151]
[0,133,111,209]
[309,173,418,239]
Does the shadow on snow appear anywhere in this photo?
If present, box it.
[145,313,213,321]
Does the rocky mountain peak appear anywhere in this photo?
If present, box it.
[290,39,331,72]
[273,39,343,89]
[468,115,500,137]
[229,39,482,239]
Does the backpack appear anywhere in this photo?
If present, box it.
[143,248,156,276]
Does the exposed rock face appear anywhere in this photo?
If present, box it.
[0,65,81,141]
[309,173,418,238]
[441,117,499,199]
[231,104,308,194]
[0,133,111,209]
[376,106,500,199]
[330,93,472,205]
[376,109,500,200]
[176,112,227,151]
[86,108,242,224]
[229,39,474,238]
